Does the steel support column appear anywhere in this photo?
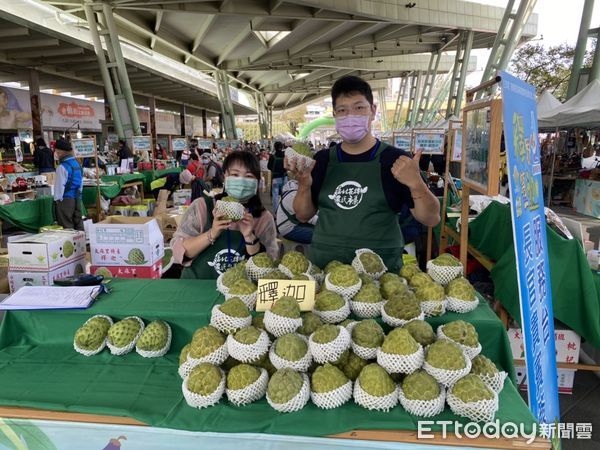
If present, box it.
[215,70,237,140]
[568,0,595,97]
[255,92,269,139]
[180,104,186,137]
[392,75,408,131]
[28,69,42,139]
[378,88,388,132]
[415,51,441,125]
[405,72,422,127]
[202,109,207,138]
[446,30,474,117]
[589,28,600,83]
[149,96,157,144]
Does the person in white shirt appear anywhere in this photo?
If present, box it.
[276,179,317,244]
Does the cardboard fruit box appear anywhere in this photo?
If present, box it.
[90,260,162,279]
[9,256,86,293]
[8,230,86,271]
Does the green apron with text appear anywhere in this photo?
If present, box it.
[181,196,245,279]
[308,142,404,272]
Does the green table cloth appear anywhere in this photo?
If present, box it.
[469,201,600,349]
[142,168,182,192]
[0,279,536,436]
[0,196,55,232]
[82,173,148,206]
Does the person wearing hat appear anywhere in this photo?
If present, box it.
[54,138,84,230]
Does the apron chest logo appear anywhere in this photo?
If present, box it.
[328,181,368,210]
[208,249,244,274]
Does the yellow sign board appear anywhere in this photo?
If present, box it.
[255,279,316,312]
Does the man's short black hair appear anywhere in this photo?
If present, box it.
[331,75,373,107]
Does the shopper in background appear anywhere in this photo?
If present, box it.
[116,139,133,166]
[186,153,204,179]
[268,141,286,213]
[53,138,83,230]
[202,151,224,188]
[276,179,317,244]
[33,138,54,173]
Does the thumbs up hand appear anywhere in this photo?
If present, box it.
[391,150,424,189]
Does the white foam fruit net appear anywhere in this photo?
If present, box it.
[420,300,447,318]
[376,346,424,374]
[107,316,145,356]
[224,291,257,310]
[478,371,508,393]
[426,260,463,286]
[351,341,379,361]
[226,330,270,363]
[436,327,482,360]
[226,368,269,406]
[216,273,230,296]
[73,315,113,357]
[285,147,314,171]
[182,369,226,409]
[324,273,362,302]
[210,305,252,334]
[269,335,312,372]
[215,200,245,222]
[351,249,387,280]
[343,321,358,335]
[245,258,276,282]
[446,389,499,423]
[398,385,446,418]
[178,359,196,379]
[309,326,351,364]
[136,322,172,358]
[381,307,424,327]
[350,300,384,319]
[353,379,398,412]
[266,373,310,413]
[423,353,472,387]
[313,301,350,324]
[278,261,313,280]
[185,342,229,375]
[446,296,479,314]
[264,310,302,337]
[311,380,353,410]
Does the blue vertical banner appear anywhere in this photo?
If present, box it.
[500,71,560,425]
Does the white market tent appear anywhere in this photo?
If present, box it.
[537,90,561,118]
[539,79,600,128]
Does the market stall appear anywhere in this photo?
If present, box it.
[0,195,55,233]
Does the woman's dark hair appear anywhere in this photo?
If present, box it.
[216,150,265,217]
[331,75,373,107]
[190,152,199,161]
[36,138,46,147]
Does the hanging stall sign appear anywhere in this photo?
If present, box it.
[500,70,560,426]
[393,132,412,152]
[131,135,152,153]
[171,137,187,152]
[196,138,213,150]
[449,121,463,162]
[71,137,96,157]
[215,140,228,150]
[412,129,445,155]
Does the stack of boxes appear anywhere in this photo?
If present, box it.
[89,216,164,279]
[8,230,86,293]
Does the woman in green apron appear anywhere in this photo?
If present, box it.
[171,151,279,279]
[288,75,440,272]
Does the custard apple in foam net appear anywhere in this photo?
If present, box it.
[219,297,250,318]
[292,274,311,281]
[446,277,476,301]
[352,319,384,348]
[410,272,434,289]
[266,269,290,280]
[267,368,304,404]
[404,320,436,347]
[227,363,262,390]
[251,252,276,269]
[292,142,313,157]
[255,352,277,376]
[281,251,310,275]
[232,326,261,345]
[252,314,266,331]
[399,263,422,281]
[426,340,466,370]
[190,326,226,359]
[451,374,494,402]
[402,369,441,401]
[107,318,141,348]
[137,320,169,351]
[380,272,403,285]
[75,324,105,350]
[271,296,301,318]
[324,260,344,274]
[353,284,383,303]
[416,283,445,302]
[188,363,223,396]
[358,251,385,274]
[359,273,375,286]
[275,333,309,361]
[433,253,461,267]
[383,294,421,320]
[315,290,345,311]
[179,343,191,366]
[342,351,369,381]
[222,356,242,371]
[381,328,420,355]
[309,264,324,277]
[229,279,257,296]
[298,312,323,336]
[339,319,357,328]
[332,349,350,367]
[471,355,499,377]
[358,364,396,397]
[329,264,360,287]
[311,363,349,394]
[312,324,340,344]
[86,316,112,335]
[222,265,248,288]
[380,278,409,300]
[216,196,245,221]
[442,320,479,348]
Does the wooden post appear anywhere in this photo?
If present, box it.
[202,109,207,138]
[28,69,43,140]
[149,97,158,170]
[459,184,470,271]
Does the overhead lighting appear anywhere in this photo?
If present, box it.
[76,124,83,139]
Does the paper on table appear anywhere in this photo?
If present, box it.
[0,286,101,310]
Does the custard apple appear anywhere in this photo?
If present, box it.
[380,272,402,285]
[314,290,345,311]
[380,278,409,300]
[266,269,290,280]
[342,351,369,381]
[187,363,222,395]
[251,314,266,331]
[107,318,141,347]
[409,272,434,289]
[86,316,111,335]
[451,374,494,402]
[324,260,344,274]
[471,355,499,377]
[426,340,466,370]
[359,273,375,286]
[309,264,324,278]
[442,320,479,348]
[125,248,146,265]
[267,368,304,404]
[227,363,261,390]
[292,142,313,157]
[358,364,396,397]
[179,343,191,366]
[222,265,247,288]
[137,320,169,351]
[339,319,357,328]
[357,250,385,274]
[275,333,309,361]
[383,294,421,320]
[381,328,420,355]
[416,283,445,302]
[433,253,461,267]
[222,356,242,371]
[255,352,277,376]
[332,349,350,367]
[353,284,383,304]
[352,319,384,349]
[446,277,476,301]
[229,279,257,296]
[216,197,244,221]
[271,296,301,318]
[312,324,340,344]
[404,320,436,346]
[292,274,311,281]
[74,324,105,350]
[311,363,349,393]
[251,252,276,269]
[400,263,421,281]
[328,264,360,287]
[190,326,226,358]
[281,251,309,274]
[298,312,323,336]
[219,297,250,318]
[402,369,441,401]
[231,326,261,345]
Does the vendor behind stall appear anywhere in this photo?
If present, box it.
[33,138,54,174]
[172,151,278,279]
[53,138,83,230]
[289,75,440,272]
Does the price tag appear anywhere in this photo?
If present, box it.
[255,279,316,312]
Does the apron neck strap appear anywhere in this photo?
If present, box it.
[334,139,383,163]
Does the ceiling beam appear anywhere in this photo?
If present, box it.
[150,11,164,49]
[247,19,306,63]
[258,71,288,89]
[217,23,252,66]
[330,23,379,48]
[6,47,84,60]
[0,27,29,38]
[186,15,217,63]
[0,38,60,51]
[269,0,284,13]
[288,23,345,56]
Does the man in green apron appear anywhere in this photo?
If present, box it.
[290,75,440,272]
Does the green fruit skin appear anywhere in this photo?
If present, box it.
[233,326,261,345]
[315,290,345,311]
[381,328,419,355]
[442,320,479,348]
[107,318,141,347]
[275,334,308,361]
[271,296,301,318]
[179,343,191,366]
[267,368,304,403]
[402,369,440,401]
[190,326,226,358]
[471,355,499,377]
[298,312,323,336]
[219,297,250,318]
[227,364,261,390]
[311,363,348,393]
[188,363,222,395]
[342,351,368,381]
[451,374,494,402]
[312,324,340,344]
[358,364,396,397]
[404,320,436,346]
[137,320,168,351]
[352,319,384,349]
[75,325,104,350]
[426,340,466,370]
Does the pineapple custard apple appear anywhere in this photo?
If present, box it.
[404,320,436,346]
[266,269,289,280]
[342,351,369,380]
[359,273,375,286]
[312,324,340,344]
[251,252,276,269]
[190,326,226,359]
[328,264,360,287]
[179,343,191,366]
[280,251,309,275]
[107,318,141,348]
[352,319,384,349]
[251,314,266,331]
[219,297,250,318]
[311,363,349,393]
[271,296,301,318]
[381,328,420,355]
[353,284,383,304]
[416,283,445,302]
[399,263,421,280]
[125,248,146,265]
[446,277,476,301]
[297,312,323,336]
[274,334,309,362]
[315,290,345,311]
[324,260,344,274]
[228,279,257,296]
[357,250,385,274]
[402,369,441,401]
[409,272,434,289]
[74,324,105,351]
[86,316,111,335]
[451,374,494,402]
[358,364,396,397]
[441,320,479,348]
[217,196,244,221]
[231,326,262,345]
[425,340,466,370]
[187,363,223,396]
[226,364,262,390]
[380,276,409,300]
[433,253,461,267]
[137,320,169,351]
[267,368,304,404]
[221,265,247,288]
[383,293,421,320]
[471,355,499,377]
[380,272,403,285]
